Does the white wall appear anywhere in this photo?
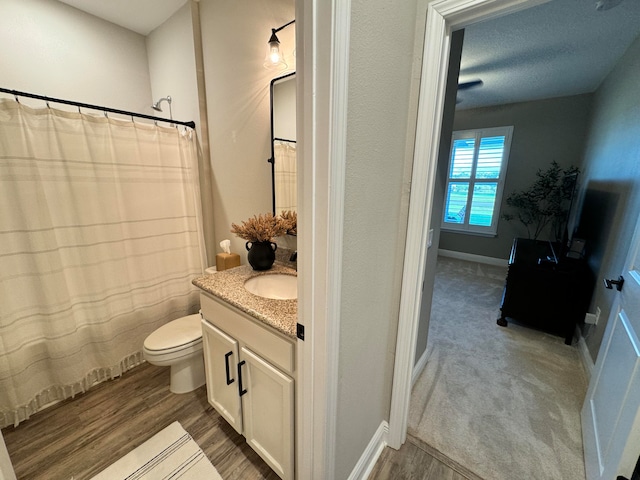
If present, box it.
[199,0,295,262]
[145,1,217,265]
[146,2,200,133]
[0,0,152,114]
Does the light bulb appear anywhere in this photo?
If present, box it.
[264,30,287,69]
[268,42,281,64]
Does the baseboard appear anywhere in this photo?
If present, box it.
[576,326,594,380]
[412,346,429,386]
[347,420,389,480]
[438,249,508,267]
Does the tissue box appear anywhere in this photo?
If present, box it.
[216,253,240,272]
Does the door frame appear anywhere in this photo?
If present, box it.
[387,0,552,448]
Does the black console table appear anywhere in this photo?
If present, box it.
[497,238,592,345]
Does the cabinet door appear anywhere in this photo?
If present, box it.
[201,319,243,434]
[240,347,294,480]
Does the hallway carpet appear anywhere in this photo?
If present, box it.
[408,256,588,480]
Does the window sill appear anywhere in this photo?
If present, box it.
[441,227,497,238]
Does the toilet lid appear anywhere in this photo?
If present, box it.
[144,313,202,351]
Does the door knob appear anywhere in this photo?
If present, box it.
[604,275,625,291]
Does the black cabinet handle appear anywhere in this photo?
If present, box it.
[237,360,247,397]
[224,351,234,385]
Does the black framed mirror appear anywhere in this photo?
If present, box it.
[268,72,296,220]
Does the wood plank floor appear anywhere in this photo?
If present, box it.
[1,362,278,480]
[3,361,475,479]
[369,434,482,480]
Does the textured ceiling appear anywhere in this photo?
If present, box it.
[457,0,640,109]
[57,0,188,36]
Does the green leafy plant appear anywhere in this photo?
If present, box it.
[502,161,579,241]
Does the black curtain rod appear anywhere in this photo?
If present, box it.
[0,87,196,129]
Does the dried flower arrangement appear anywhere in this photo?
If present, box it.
[279,210,297,236]
[231,213,288,242]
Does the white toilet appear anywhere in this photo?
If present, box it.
[143,313,205,394]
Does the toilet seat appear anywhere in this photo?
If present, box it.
[143,313,203,362]
[143,313,206,394]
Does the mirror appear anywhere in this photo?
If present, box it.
[269,73,296,219]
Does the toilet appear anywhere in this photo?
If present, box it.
[143,313,205,394]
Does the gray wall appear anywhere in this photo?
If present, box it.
[334,0,421,476]
[414,29,465,366]
[576,34,640,362]
[440,94,593,259]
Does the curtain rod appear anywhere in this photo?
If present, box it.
[0,87,196,129]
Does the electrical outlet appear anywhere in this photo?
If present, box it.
[585,313,597,325]
[595,307,601,325]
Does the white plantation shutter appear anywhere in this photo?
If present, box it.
[442,126,513,235]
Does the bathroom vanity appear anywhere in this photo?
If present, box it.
[192,265,297,480]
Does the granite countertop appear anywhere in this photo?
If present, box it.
[192,263,297,338]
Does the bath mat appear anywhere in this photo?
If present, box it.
[90,421,222,479]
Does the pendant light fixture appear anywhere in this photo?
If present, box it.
[264,20,295,69]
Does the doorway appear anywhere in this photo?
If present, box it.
[389,0,640,467]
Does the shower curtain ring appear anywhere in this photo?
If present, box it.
[46,101,50,109]
[103,111,108,118]
[14,95,20,103]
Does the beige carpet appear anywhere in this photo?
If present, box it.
[409,256,588,480]
[90,421,222,480]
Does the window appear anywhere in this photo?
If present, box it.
[442,126,513,236]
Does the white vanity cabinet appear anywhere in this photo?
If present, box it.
[200,292,295,480]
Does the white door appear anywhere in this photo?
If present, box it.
[201,319,243,434]
[240,346,294,480]
[582,218,640,480]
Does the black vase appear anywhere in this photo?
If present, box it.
[246,241,277,270]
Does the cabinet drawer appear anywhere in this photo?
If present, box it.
[200,293,295,375]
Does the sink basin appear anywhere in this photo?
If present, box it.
[244,274,297,300]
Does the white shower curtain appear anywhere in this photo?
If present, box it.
[0,99,207,428]
[274,141,297,213]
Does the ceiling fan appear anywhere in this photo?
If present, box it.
[458,79,483,90]
[457,79,483,103]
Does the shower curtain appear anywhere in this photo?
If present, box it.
[274,140,297,213]
[0,99,207,428]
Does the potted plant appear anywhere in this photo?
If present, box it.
[231,212,289,270]
[502,161,579,242]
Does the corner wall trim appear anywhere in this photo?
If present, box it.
[577,326,594,380]
[347,421,389,480]
[438,249,508,267]
[412,346,430,386]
